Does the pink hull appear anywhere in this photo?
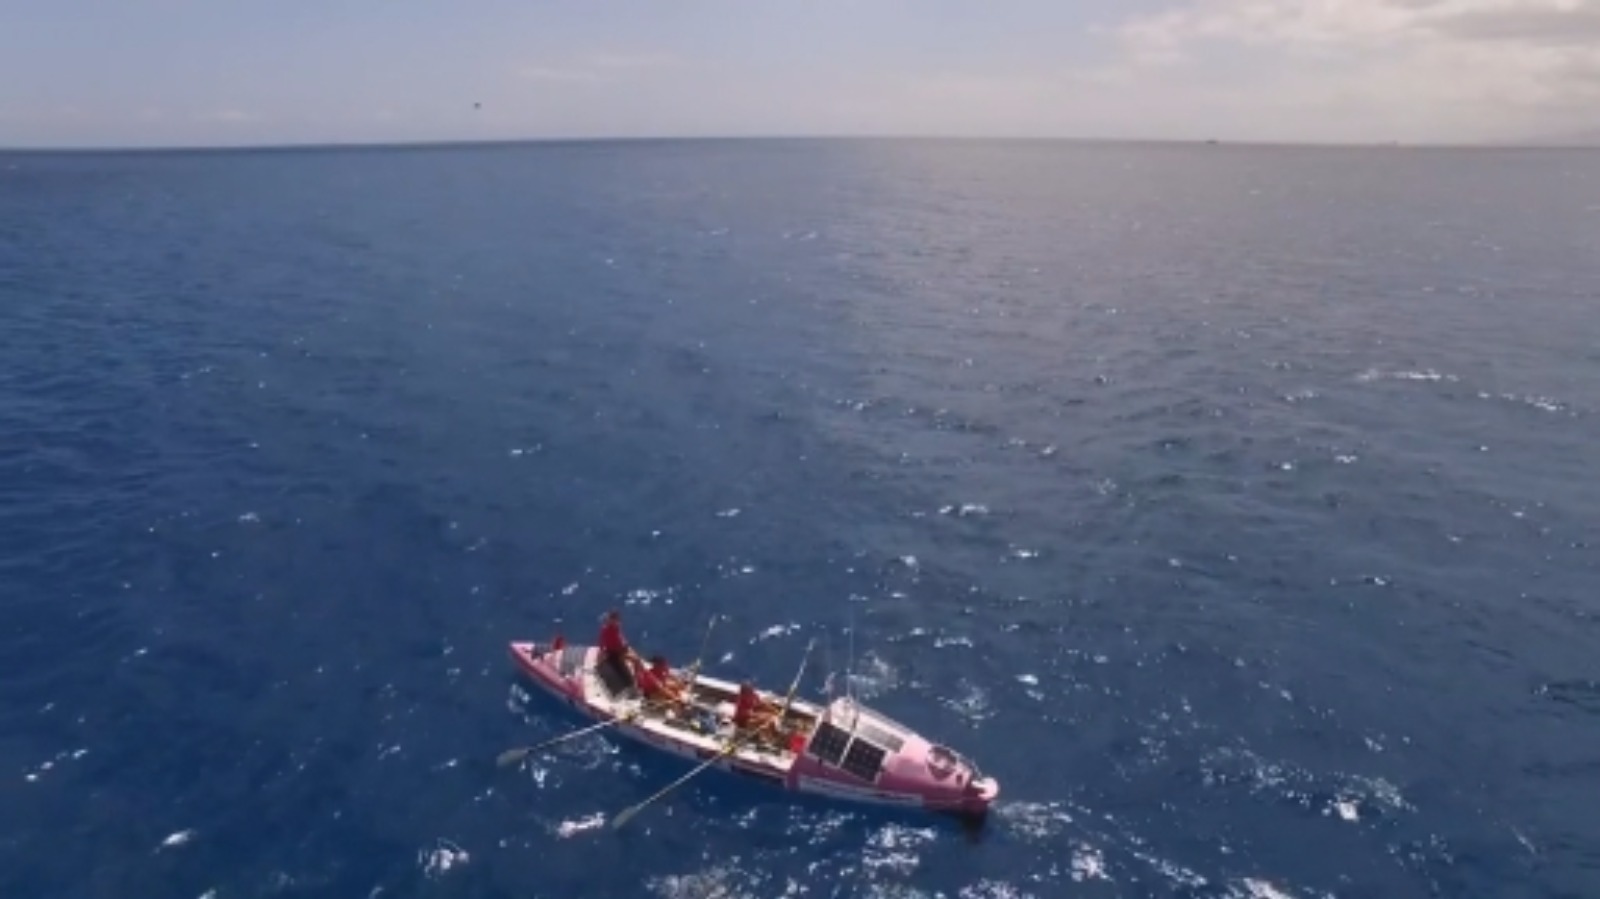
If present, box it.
[508,640,998,819]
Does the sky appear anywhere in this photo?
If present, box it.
[2,0,1598,148]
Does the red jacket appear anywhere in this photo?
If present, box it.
[599,618,627,655]
[635,665,664,697]
[733,689,758,726]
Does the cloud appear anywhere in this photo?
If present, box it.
[586,52,681,71]
[517,66,606,84]
[1118,0,1600,51]
[516,51,682,85]
[1105,0,1600,141]
[1424,2,1600,44]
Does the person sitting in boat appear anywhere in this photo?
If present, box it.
[649,655,689,695]
[732,682,782,735]
[629,654,687,706]
[597,609,635,689]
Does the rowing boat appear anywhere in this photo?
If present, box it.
[506,638,1000,820]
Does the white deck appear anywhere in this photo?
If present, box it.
[577,664,824,772]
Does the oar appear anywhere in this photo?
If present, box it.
[678,615,718,690]
[770,637,817,727]
[496,702,657,768]
[609,731,751,830]
[611,637,817,830]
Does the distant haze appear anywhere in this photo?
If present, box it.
[3,0,1599,149]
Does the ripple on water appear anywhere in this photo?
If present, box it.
[956,880,1032,898]
[157,829,196,851]
[939,679,993,723]
[863,823,938,876]
[625,585,680,606]
[1071,843,1110,882]
[1355,367,1459,384]
[1237,877,1318,899]
[417,839,469,879]
[1198,745,1413,822]
[995,801,1074,841]
[648,864,750,899]
[23,747,91,784]
[752,622,803,642]
[523,762,553,790]
[936,503,990,517]
[862,886,942,899]
[553,812,605,838]
[842,652,900,700]
[3,137,1593,899]
[1483,392,1571,415]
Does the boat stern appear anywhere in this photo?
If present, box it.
[961,770,1000,817]
[508,638,591,700]
[893,735,1000,818]
[795,699,999,819]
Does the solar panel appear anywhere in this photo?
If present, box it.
[808,722,851,766]
[841,739,887,782]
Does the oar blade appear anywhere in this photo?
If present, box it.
[496,710,639,770]
[495,747,531,768]
[610,805,641,830]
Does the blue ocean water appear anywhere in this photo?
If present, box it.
[2,139,1598,898]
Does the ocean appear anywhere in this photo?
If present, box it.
[1,139,1597,898]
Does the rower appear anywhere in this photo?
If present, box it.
[630,654,687,706]
[732,682,780,734]
[648,655,687,696]
[597,609,634,689]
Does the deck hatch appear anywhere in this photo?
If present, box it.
[856,721,905,753]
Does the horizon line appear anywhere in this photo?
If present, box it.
[3,133,1599,155]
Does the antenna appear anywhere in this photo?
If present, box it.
[846,604,857,705]
[823,628,835,700]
